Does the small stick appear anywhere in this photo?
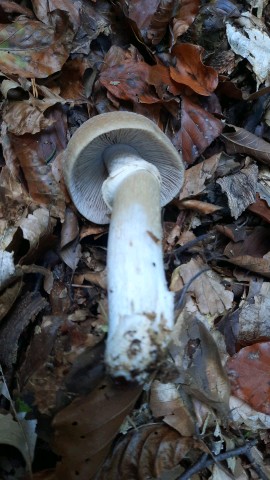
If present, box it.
[177,439,258,480]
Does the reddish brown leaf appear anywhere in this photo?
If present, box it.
[57,59,90,102]
[170,44,219,96]
[32,0,79,28]
[0,11,74,78]
[0,0,34,17]
[173,96,223,164]
[100,46,181,103]
[52,379,142,480]
[6,107,67,220]
[172,0,200,43]
[119,0,174,45]
[248,194,270,223]
[221,126,270,165]
[227,342,270,414]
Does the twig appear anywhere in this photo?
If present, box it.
[174,267,210,311]
[177,439,258,480]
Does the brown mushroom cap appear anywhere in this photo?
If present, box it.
[64,111,184,224]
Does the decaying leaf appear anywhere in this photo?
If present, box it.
[221,126,270,165]
[19,208,53,249]
[230,395,270,431]
[96,424,194,480]
[0,11,75,78]
[52,378,142,480]
[179,153,221,200]
[227,342,270,414]
[0,413,36,471]
[217,163,258,219]
[172,0,200,43]
[170,313,231,416]
[0,250,15,291]
[150,380,196,436]
[173,96,223,164]
[173,257,233,316]
[170,44,218,96]
[0,280,22,323]
[3,98,59,135]
[60,207,81,270]
[226,12,270,85]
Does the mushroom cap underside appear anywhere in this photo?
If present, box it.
[64,111,184,224]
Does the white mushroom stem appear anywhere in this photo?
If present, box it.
[102,145,174,382]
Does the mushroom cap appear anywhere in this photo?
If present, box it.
[64,111,184,224]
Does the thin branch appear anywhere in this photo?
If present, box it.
[177,439,258,480]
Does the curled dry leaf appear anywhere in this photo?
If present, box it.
[52,378,142,480]
[19,208,52,249]
[96,424,194,480]
[229,396,270,431]
[0,11,74,78]
[221,126,270,165]
[32,0,80,29]
[100,46,181,104]
[217,163,258,219]
[150,380,196,436]
[178,199,221,214]
[2,98,60,136]
[172,0,200,43]
[174,257,233,316]
[226,12,270,86]
[226,342,270,415]
[179,153,220,200]
[170,314,231,416]
[118,0,174,45]
[60,208,81,270]
[170,44,219,96]
[173,96,223,164]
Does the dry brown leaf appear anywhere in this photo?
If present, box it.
[174,257,233,316]
[179,153,221,200]
[217,163,258,219]
[172,0,200,43]
[178,199,221,214]
[19,208,53,249]
[170,44,219,96]
[2,98,60,135]
[32,0,80,28]
[0,280,22,323]
[227,254,270,278]
[170,313,231,415]
[150,380,195,436]
[52,378,142,480]
[0,11,75,78]
[173,96,223,164]
[60,207,81,270]
[96,423,194,480]
[248,194,270,223]
[221,126,270,165]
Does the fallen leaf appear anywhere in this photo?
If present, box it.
[227,342,270,414]
[150,380,195,436]
[179,153,221,200]
[96,424,194,480]
[19,208,52,249]
[0,11,75,78]
[217,163,258,219]
[0,413,36,471]
[170,44,219,96]
[174,257,233,316]
[172,0,200,43]
[32,0,80,29]
[0,280,22,323]
[173,96,223,164]
[53,378,142,480]
[170,314,231,416]
[230,395,270,431]
[226,12,270,86]
[3,97,58,135]
[221,126,270,165]
[60,207,81,270]
[248,194,270,223]
[0,250,15,291]
[178,199,221,214]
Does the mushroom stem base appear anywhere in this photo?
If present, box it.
[104,167,174,383]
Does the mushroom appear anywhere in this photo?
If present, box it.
[64,111,184,382]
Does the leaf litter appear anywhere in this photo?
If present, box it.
[0,0,270,479]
